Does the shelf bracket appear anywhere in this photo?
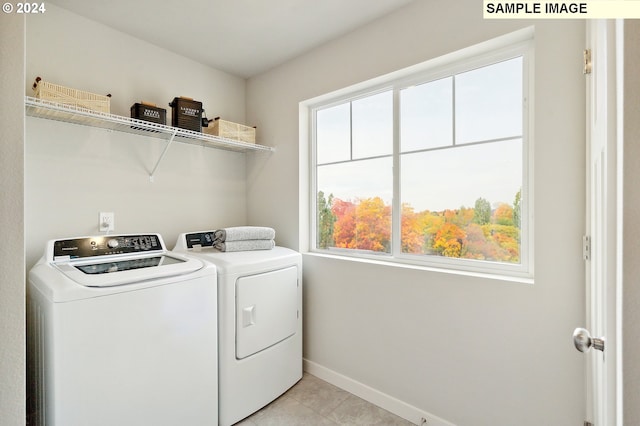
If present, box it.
[149,129,178,182]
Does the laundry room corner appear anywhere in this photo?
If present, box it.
[23,4,254,270]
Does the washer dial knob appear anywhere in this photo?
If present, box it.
[107,239,119,249]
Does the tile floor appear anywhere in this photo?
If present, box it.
[234,373,415,426]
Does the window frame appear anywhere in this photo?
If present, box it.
[308,33,534,279]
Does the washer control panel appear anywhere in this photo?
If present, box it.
[53,234,163,259]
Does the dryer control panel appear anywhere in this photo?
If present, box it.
[184,231,216,249]
[53,234,164,260]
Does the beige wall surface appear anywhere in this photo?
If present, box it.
[0,13,26,426]
[247,1,587,424]
[623,19,640,426]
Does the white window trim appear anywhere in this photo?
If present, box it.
[304,28,535,280]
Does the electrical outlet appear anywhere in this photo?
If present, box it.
[99,212,115,232]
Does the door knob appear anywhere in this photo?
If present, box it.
[573,327,605,353]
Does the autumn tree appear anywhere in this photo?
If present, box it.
[353,197,391,252]
[493,203,514,226]
[455,207,475,227]
[443,209,457,222]
[463,223,489,260]
[330,197,391,252]
[401,204,422,253]
[432,223,466,258]
[419,212,444,254]
[332,199,356,249]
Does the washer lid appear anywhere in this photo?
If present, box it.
[53,253,204,287]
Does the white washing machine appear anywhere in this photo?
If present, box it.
[27,234,218,426]
[173,231,302,426]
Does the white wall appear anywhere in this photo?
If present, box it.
[0,13,26,426]
[24,4,251,269]
[246,1,586,425]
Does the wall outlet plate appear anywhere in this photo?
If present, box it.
[99,212,114,232]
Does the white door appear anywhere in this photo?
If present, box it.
[577,19,620,426]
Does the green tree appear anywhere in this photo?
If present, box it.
[317,191,336,249]
[513,189,521,228]
[473,197,491,225]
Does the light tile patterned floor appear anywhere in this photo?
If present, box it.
[234,373,414,426]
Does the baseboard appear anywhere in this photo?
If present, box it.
[303,359,456,426]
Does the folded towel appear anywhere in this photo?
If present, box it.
[213,226,276,243]
[214,239,275,252]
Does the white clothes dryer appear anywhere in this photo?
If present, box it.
[27,234,218,426]
[173,231,302,426]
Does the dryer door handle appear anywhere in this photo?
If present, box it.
[242,305,256,328]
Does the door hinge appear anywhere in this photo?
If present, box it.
[583,235,591,261]
[584,49,592,74]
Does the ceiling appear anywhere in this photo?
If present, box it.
[51,0,415,78]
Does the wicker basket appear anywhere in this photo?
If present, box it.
[32,77,111,113]
[203,117,256,143]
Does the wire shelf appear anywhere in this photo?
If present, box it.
[24,96,274,154]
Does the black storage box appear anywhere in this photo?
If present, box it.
[130,102,167,125]
[169,97,203,132]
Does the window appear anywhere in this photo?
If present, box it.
[310,37,532,277]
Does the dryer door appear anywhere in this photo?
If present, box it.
[236,266,298,359]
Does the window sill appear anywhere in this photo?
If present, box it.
[303,250,534,285]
